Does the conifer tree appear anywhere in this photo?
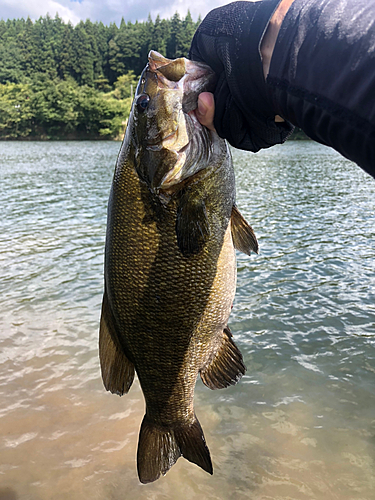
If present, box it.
[167,12,181,59]
[0,10,206,139]
[72,21,95,86]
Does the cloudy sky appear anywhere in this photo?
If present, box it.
[0,0,236,25]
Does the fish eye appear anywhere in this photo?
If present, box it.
[136,93,150,113]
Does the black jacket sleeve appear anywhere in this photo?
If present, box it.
[189,0,294,152]
[267,0,375,178]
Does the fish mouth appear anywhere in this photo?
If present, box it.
[158,148,188,189]
[146,109,203,153]
[158,110,206,190]
[145,129,181,152]
[139,52,214,195]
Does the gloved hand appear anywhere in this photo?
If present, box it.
[189,0,294,152]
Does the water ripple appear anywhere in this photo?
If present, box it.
[0,140,375,499]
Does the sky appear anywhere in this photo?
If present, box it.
[0,0,238,25]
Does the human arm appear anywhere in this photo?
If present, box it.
[195,0,293,131]
[189,0,294,151]
[190,0,375,178]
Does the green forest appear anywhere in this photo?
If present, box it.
[0,12,200,140]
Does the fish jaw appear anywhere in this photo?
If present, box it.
[158,110,210,191]
[132,52,216,196]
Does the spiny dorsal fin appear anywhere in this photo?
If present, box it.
[99,290,135,396]
[137,414,212,483]
[200,327,246,390]
[231,205,259,255]
[176,190,210,257]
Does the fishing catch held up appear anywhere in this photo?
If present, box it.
[99,51,258,484]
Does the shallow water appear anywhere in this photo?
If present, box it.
[0,140,374,500]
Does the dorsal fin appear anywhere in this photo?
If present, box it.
[231,205,259,255]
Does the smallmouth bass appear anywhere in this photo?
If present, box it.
[99,51,258,483]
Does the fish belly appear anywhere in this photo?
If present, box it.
[106,156,236,425]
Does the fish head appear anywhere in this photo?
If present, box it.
[131,51,216,199]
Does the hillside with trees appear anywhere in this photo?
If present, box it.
[0,12,199,140]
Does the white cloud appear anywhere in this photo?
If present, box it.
[0,0,235,25]
[0,0,81,24]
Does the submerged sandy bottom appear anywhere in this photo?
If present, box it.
[1,141,374,499]
[1,358,374,500]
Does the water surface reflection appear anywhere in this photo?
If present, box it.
[0,141,374,499]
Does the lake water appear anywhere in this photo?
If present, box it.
[0,140,374,500]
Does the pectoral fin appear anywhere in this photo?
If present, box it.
[231,205,259,255]
[99,290,135,396]
[200,327,246,390]
[176,190,210,256]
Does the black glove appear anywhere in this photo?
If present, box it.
[189,0,294,152]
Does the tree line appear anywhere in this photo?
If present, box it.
[0,12,200,139]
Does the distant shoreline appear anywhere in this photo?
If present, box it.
[0,128,309,142]
[0,135,123,142]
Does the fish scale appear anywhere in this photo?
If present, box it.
[107,154,232,416]
[99,51,258,483]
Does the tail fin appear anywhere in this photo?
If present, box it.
[137,414,213,483]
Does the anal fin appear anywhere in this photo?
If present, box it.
[137,414,212,484]
[231,205,259,255]
[200,327,246,390]
[99,290,134,396]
